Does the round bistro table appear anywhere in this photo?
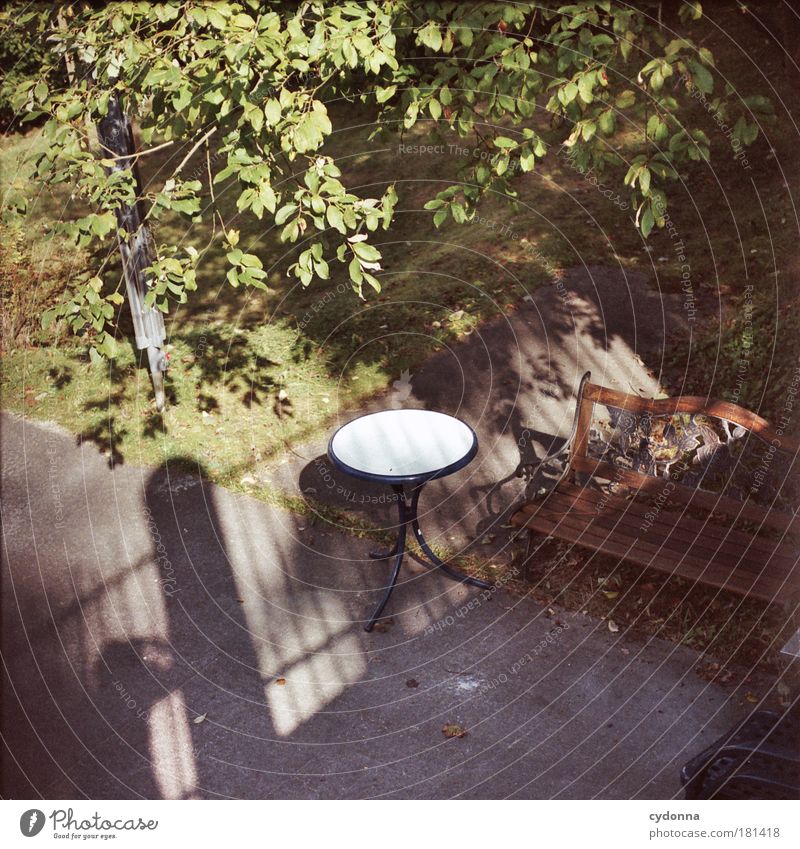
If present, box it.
[327,409,491,631]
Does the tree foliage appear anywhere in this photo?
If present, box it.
[2,1,772,358]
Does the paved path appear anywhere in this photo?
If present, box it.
[2,267,759,800]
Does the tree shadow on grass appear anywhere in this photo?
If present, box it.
[47,364,73,389]
[181,326,280,411]
[79,384,130,467]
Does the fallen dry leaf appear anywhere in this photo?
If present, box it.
[193,713,207,724]
[275,678,286,686]
[442,723,467,739]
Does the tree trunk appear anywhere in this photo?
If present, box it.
[96,96,168,410]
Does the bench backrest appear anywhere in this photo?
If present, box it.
[567,372,800,533]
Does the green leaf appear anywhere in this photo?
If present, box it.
[326,205,345,234]
[688,59,714,94]
[348,256,363,285]
[240,253,263,269]
[99,333,118,359]
[418,22,442,51]
[206,8,226,29]
[352,241,381,262]
[42,308,57,330]
[91,213,116,239]
[264,99,281,126]
[647,114,668,144]
[275,204,297,225]
[651,67,664,92]
[558,81,578,106]
[578,73,595,104]
[598,109,615,135]
[615,89,636,109]
[363,272,381,292]
[375,85,396,104]
[281,221,299,242]
[741,121,758,146]
[163,258,183,275]
[172,87,192,112]
[259,183,276,214]
[294,117,319,153]
[246,104,264,133]
[742,95,773,114]
[640,203,655,237]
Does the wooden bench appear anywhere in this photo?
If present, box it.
[511,372,800,604]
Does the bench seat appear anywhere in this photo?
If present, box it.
[512,482,799,603]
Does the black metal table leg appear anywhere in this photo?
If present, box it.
[365,485,408,631]
[364,483,492,631]
[368,485,405,559]
[409,485,492,589]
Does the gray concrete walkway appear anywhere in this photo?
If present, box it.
[1,260,758,799]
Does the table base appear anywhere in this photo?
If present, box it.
[364,484,492,632]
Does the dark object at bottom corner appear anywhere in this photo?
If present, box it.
[681,706,800,799]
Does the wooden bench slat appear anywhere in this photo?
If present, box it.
[517,483,798,567]
[517,507,795,602]
[525,496,783,579]
[525,495,797,582]
[570,455,798,533]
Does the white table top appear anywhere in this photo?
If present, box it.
[328,409,477,481]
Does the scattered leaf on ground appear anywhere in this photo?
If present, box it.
[442,723,467,738]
